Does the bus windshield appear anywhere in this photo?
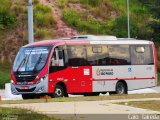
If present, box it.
[13,46,50,72]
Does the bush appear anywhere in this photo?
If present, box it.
[62,9,105,34]
[111,15,139,38]
[33,0,39,4]
[56,0,68,9]
[68,0,79,3]
[0,10,16,29]
[62,9,80,27]
[35,28,54,39]
[34,4,56,27]
[80,0,100,7]
[0,62,10,89]
[34,4,52,13]
[158,72,160,86]
[12,4,24,16]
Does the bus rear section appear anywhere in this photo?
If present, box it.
[10,37,158,99]
[48,41,157,96]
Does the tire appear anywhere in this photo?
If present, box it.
[116,82,127,94]
[22,94,35,99]
[53,85,65,98]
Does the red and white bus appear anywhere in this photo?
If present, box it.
[10,35,158,99]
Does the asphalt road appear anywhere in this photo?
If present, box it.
[1,98,160,120]
[1,86,160,119]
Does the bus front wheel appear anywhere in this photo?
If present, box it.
[53,85,65,98]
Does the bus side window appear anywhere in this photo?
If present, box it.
[67,45,87,66]
[86,45,109,66]
[109,45,130,65]
[131,45,154,65]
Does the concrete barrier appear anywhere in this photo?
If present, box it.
[4,83,22,100]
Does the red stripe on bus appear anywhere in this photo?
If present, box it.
[92,77,155,81]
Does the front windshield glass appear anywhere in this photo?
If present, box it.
[13,46,50,72]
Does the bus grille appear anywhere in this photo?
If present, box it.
[15,76,36,82]
[16,87,36,92]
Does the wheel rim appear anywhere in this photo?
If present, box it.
[55,88,62,97]
[117,84,125,94]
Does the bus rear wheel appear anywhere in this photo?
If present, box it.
[53,85,65,98]
[115,81,127,94]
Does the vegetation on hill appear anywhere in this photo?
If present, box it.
[0,0,56,62]
[0,0,160,86]
[0,0,57,87]
[58,0,151,39]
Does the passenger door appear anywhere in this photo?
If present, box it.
[66,45,92,93]
[48,45,67,93]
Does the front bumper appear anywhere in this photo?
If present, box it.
[11,78,48,95]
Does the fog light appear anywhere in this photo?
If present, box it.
[11,80,15,84]
[40,78,44,82]
[37,87,44,92]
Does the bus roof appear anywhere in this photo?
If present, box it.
[24,37,153,47]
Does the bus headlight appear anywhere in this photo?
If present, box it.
[11,80,15,84]
[37,75,47,84]
[40,77,44,82]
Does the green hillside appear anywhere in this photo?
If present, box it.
[0,0,160,87]
[0,0,56,87]
[60,0,154,39]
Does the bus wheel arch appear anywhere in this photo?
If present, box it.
[115,80,128,94]
[53,82,68,98]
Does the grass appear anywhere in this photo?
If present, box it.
[34,4,56,27]
[0,62,10,89]
[56,0,68,9]
[158,72,160,86]
[0,107,55,120]
[62,9,109,34]
[1,93,160,104]
[35,28,54,39]
[119,100,160,112]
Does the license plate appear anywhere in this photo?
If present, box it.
[21,86,29,90]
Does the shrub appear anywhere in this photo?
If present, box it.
[62,9,104,34]
[33,0,39,4]
[0,10,16,29]
[80,0,100,7]
[12,5,24,16]
[62,9,80,27]
[45,13,56,25]
[34,4,56,27]
[56,0,68,9]
[35,28,54,39]
[0,62,10,88]
[34,4,52,14]
[111,15,139,38]
[68,0,79,3]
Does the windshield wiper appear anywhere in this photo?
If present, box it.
[33,53,43,72]
[16,55,27,72]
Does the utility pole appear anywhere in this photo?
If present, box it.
[28,0,34,43]
[127,0,130,38]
